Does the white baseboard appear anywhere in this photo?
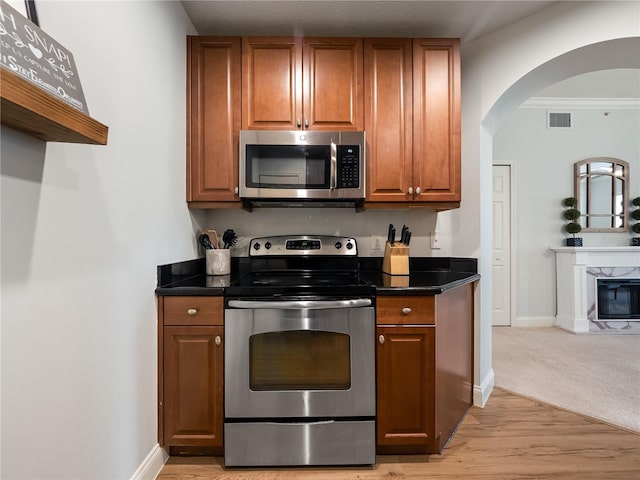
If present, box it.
[130,443,169,480]
[473,368,494,407]
[555,314,590,333]
[512,316,555,328]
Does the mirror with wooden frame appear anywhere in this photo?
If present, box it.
[575,158,629,232]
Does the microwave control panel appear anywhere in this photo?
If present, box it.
[336,145,360,189]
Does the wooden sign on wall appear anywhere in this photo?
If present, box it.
[0,0,89,114]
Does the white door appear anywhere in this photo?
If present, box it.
[492,165,511,326]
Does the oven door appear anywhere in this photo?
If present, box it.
[224,298,375,419]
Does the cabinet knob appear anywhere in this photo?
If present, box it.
[296,118,302,128]
[378,334,385,344]
[402,307,412,315]
[215,335,222,346]
[304,118,309,128]
[415,187,421,195]
[408,187,413,195]
[187,308,198,316]
[234,186,239,195]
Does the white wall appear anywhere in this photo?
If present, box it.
[494,101,640,324]
[203,208,441,258]
[1,1,197,478]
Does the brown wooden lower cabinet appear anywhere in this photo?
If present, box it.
[158,296,224,454]
[156,285,474,457]
[376,286,474,454]
[163,326,223,448]
[376,325,435,452]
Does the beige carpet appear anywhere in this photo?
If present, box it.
[492,326,640,432]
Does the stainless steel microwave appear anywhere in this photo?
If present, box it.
[239,130,365,207]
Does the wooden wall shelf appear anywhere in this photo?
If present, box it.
[0,68,108,145]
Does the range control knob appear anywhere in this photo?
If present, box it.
[334,241,342,250]
[253,242,261,251]
[346,242,354,250]
[265,241,272,250]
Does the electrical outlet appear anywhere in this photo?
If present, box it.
[431,232,441,249]
[371,236,382,250]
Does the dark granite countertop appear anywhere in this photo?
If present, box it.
[155,256,479,296]
[359,257,479,294]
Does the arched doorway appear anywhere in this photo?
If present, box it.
[457,2,640,406]
[478,38,640,404]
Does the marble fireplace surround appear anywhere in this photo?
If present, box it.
[551,247,640,333]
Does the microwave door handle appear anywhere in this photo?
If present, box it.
[330,141,337,190]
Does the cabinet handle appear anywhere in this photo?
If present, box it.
[408,187,413,195]
[415,187,421,195]
[296,118,301,128]
[215,336,222,346]
[234,186,239,195]
[187,308,197,315]
[378,334,385,344]
[304,118,309,128]
[402,307,412,315]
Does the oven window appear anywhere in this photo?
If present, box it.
[246,145,331,189]
[249,330,351,391]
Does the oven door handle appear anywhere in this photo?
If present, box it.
[227,298,372,309]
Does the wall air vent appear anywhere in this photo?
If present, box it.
[547,112,572,128]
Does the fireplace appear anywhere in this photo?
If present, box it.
[597,278,640,320]
[551,247,640,333]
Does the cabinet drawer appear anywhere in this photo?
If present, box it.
[163,296,223,326]
[376,296,434,325]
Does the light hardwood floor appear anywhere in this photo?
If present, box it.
[157,388,640,479]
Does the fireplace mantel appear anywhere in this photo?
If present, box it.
[550,247,640,333]
[551,246,639,253]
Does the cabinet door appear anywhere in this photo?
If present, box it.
[364,39,413,202]
[242,37,303,130]
[376,325,435,452]
[303,37,363,131]
[163,326,224,447]
[412,38,461,202]
[187,37,241,203]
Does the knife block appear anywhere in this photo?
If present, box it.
[382,242,410,276]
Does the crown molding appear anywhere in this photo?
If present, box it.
[521,97,640,109]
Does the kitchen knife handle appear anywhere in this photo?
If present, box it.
[400,225,408,244]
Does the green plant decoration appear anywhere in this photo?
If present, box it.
[631,197,640,246]
[562,197,582,242]
[566,222,582,236]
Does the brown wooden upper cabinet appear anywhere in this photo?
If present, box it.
[242,37,363,131]
[187,36,241,206]
[186,36,460,208]
[364,39,461,206]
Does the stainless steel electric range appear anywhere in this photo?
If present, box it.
[224,235,376,467]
